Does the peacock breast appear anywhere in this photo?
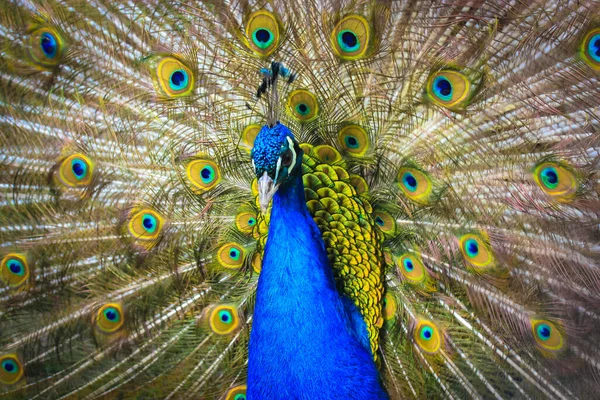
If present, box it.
[252,143,386,358]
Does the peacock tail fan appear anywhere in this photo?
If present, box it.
[0,0,598,399]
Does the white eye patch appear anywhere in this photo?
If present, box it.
[285,136,297,175]
[274,156,282,183]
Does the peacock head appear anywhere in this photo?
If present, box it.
[251,122,303,212]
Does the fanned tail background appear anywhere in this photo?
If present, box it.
[0,0,599,399]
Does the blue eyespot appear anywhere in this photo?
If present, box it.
[40,32,58,58]
[252,28,274,49]
[541,167,559,189]
[1,359,17,373]
[200,166,215,183]
[255,29,270,43]
[421,326,433,340]
[219,310,232,324]
[295,103,310,116]
[229,248,240,261]
[71,158,87,180]
[465,239,479,258]
[403,258,414,272]
[338,30,359,52]
[344,135,359,149]
[7,259,24,276]
[142,214,157,233]
[375,216,384,226]
[169,69,189,91]
[247,218,256,226]
[402,172,418,192]
[104,307,119,322]
[536,324,551,341]
[588,34,600,62]
[234,394,246,400]
[433,76,453,101]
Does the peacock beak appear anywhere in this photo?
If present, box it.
[258,171,279,214]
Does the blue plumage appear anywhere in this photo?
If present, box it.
[247,124,388,399]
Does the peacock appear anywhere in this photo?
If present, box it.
[0,0,599,398]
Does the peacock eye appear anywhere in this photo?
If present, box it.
[382,293,397,321]
[281,149,293,167]
[414,320,442,353]
[397,253,428,285]
[338,124,370,156]
[426,70,471,109]
[153,56,194,98]
[245,10,281,56]
[128,208,164,242]
[57,154,94,188]
[533,160,578,202]
[1,254,29,288]
[458,232,494,270]
[530,318,565,354]
[0,354,24,385]
[186,159,221,193]
[287,89,318,121]
[208,304,240,335]
[96,303,124,333]
[581,28,600,70]
[27,27,65,69]
[330,15,371,60]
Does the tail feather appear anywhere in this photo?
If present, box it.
[1,0,599,398]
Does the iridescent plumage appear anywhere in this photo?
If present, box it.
[0,1,599,399]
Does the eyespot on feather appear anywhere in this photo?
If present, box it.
[153,56,194,98]
[313,145,342,165]
[580,28,600,70]
[414,319,442,354]
[27,26,65,68]
[95,303,124,333]
[338,125,370,156]
[235,212,257,234]
[533,161,578,202]
[225,385,247,400]
[128,209,164,241]
[372,211,396,235]
[207,304,240,335]
[57,154,94,187]
[426,70,471,109]
[242,124,261,149]
[530,319,565,355]
[186,159,221,193]
[287,90,318,121]
[0,354,24,385]
[330,15,370,60]
[1,253,29,288]
[397,167,432,204]
[245,10,281,57]
[216,242,245,269]
[382,293,397,321]
[397,253,427,285]
[252,252,262,274]
[458,232,494,269]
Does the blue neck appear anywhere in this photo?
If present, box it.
[247,173,388,399]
